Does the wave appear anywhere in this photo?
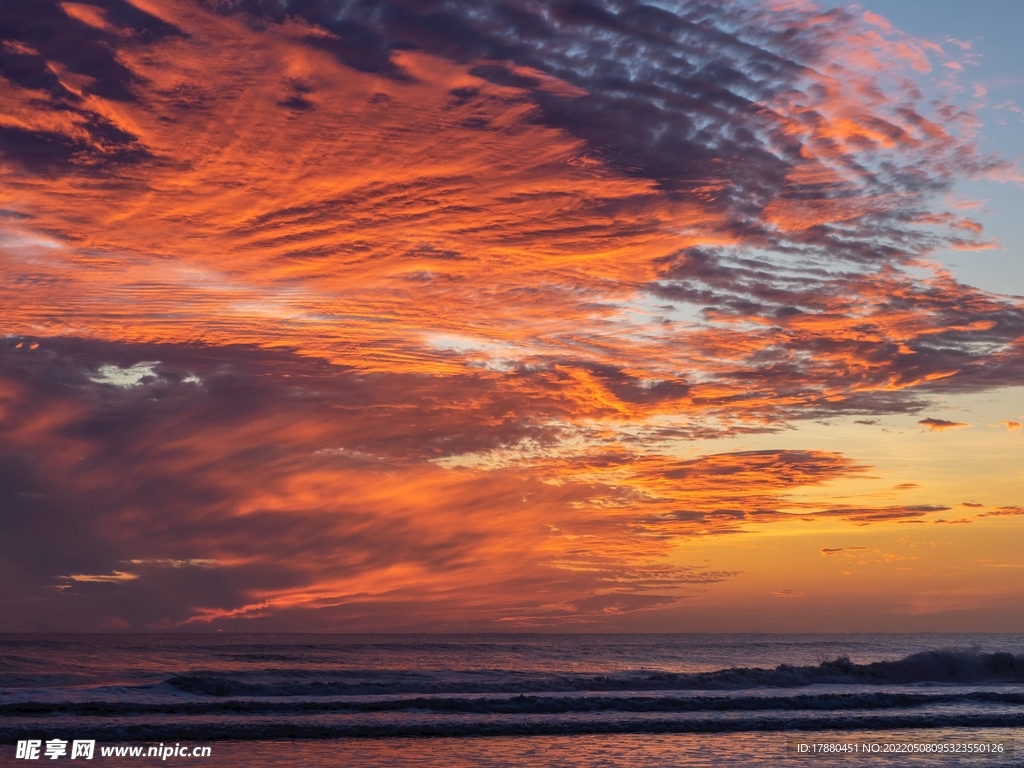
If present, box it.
[4,649,1023,743]
[158,650,1024,697]
[4,690,1024,717]
[3,711,1024,742]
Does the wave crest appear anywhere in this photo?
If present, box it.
[163,649,1024,697]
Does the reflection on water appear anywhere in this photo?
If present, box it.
[69,731,1020,767]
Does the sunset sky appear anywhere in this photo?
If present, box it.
[1,0,1021,632]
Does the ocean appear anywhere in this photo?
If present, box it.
[1,634,1022,766]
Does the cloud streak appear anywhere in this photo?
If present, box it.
[918,417,970,432]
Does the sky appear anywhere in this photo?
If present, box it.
[0,0,1021,633]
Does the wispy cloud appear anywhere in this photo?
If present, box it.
[979,506,1024,517]
[821,547,868,557]
[60,571,138,584]
[918,417,970,432]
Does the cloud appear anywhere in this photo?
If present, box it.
[0,336,968,629]
[1,0,1020,431]
[811,506,946,524]
[60,570,138,583]
[1,0,1020,629]
[821,547,867,556]
[126,558,220,568]
[0,0,181,172]
[999,420,1021,431]
[88,362,161,387]
[918,417,970,432]
[979,506,1024,517]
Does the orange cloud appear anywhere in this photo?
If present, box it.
[979,507,1024,517]
[821,547,868,556]
[60,571,138,583]
[1,0,1021,630]
[918,417,970,432]
[2,338,966,628]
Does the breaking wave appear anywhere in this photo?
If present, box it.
[4,690,1024,717]
[5,648,1024,743]
[161,650,1024,697]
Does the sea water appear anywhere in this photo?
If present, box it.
[1,634,1022,766]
